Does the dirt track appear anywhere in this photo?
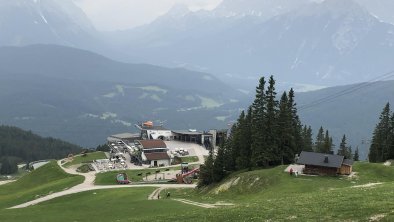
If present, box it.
[8,160,195,209]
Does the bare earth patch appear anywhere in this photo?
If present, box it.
[214,177,240,194]
[369,213,386,221]
[213,201,235,206]
[347,172,358,179]
[352,183,383,188]
[383,160,392,166]
[0,180,15,186]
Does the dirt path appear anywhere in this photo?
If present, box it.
[148,187,164,200]
[0,180,15,186]
[172,199,217,208]
[8,160,195,209]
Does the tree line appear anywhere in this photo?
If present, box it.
[0,125,81,174]
[199,76,358,187]
[369,103,394,162]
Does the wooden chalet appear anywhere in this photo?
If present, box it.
[297,151,354,176]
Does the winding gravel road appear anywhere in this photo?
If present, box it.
[8,160,195,209]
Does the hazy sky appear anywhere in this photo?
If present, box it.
[74,0,223,31]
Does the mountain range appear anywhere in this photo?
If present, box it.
[0,45,243,147]
[0,44,392,159]
[1,0,394,91]
[110,0,394,92]
[0,0,394,159]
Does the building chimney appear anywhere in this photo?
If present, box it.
[324,155,329,163]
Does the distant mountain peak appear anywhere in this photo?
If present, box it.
[309,0,370,17]
[166,4,191,18]
[0,0,96,47]
[213,0,312,19]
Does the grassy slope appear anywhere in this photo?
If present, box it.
[180,156,199,163]
[0,188,204,222]
[63,151,107,168]
[95,166,183,184]
[0,161,84,209]
[1,162,394,221]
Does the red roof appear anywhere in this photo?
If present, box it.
[145,152,170,161]
[138,140,167,149]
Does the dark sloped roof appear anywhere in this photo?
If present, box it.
[138,140,167,149]
[145,152,170,161]
[297,151,344,168]
[342,159,354,166]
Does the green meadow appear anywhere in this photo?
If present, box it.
[1,161,394,221]
[63,152,107,168]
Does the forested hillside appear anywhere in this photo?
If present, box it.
[0,125,81,174]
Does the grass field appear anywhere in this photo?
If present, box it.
[95,166,182,185]
[0,188,204,222]
[180,156,199,163]
[63,151,106,168]
[0,161,83,209]
[1,161,394,221]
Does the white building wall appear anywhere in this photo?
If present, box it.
[150,159,170,167]
[147,130,173,140]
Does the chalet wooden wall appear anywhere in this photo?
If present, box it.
[339,165,352,175]
[304,165,337,175]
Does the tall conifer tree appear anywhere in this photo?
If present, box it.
[251,77,267,166]
[369,103,391,162]
[278,92,294,164]
[315,126,325,153]
[264,75,279,165]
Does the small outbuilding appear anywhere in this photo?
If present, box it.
[296,151,354,176]
[137,140,171,167]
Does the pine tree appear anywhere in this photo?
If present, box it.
[0,157,18,175]
[212,141,226,182]
[322,130,333,154]
[314,126,325,153]
[369,103,391,162]
[354,147,359,161]
[251,77,267,167]
[264,75,279,165]
[369,128,380,162]
[277,92,295,164]
[337,134,348,157]
[389,113,394,159]
[288,88,303,155]
[302,126,313,151]
[198,150,214,187]
[223,125,237,172]
[235,107,253,170]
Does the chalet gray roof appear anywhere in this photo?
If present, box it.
[297,151,344,168]
[343,159,354,166]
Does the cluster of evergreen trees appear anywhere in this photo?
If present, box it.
[198,76,361,187]
[369,103,394,162]
[199,76,312,186]
[0,125,82,174]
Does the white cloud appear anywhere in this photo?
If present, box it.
[73,0,222,31]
